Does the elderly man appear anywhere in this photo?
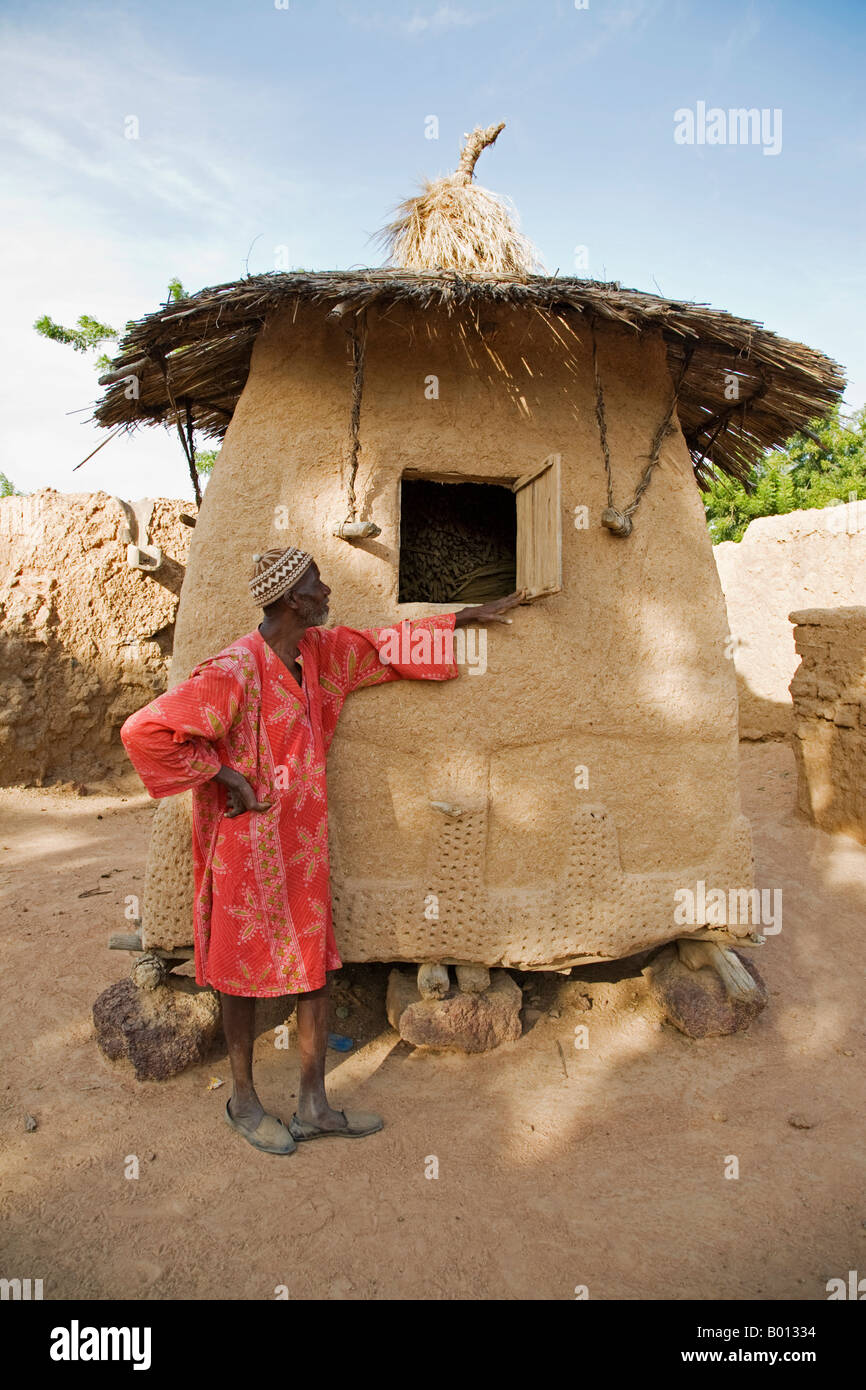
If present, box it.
[121,545,523,1155]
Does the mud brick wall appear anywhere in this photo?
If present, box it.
[789,607,866,844]
[715,502,866,741]
[0,490,194,786]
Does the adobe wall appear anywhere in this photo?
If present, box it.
[714,502,866,740]
[0,490,193,785]
[789,607,866,844]
[142,301,753,964]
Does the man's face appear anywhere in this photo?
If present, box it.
[289,561,330,627]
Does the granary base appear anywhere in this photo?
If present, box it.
[386,967,522,1052]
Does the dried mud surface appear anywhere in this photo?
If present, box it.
[1,744,864,1301]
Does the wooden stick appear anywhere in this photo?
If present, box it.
[72,426,124,471]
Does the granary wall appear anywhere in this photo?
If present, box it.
[715,502,866,741]
[142,301,754,962]
[789,607,866,844]
[0,490,193,786]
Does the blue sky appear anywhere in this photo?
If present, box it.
[1,0,864,498]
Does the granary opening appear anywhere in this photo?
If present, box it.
[398,478,517,604]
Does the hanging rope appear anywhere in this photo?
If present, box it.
[331,311,381,541]
[591,324,615,513]
[344,313,367,525]
[184,400,202,509]
[591,321,693,536]
[153,350,202,507]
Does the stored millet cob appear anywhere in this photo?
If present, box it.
[399,478,516,603]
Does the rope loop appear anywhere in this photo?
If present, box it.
[591,322,693,536]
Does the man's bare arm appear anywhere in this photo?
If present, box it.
[453,589,526,627]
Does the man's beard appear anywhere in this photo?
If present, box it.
[306,601,330,626]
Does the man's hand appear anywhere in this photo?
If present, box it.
[213,765,272,818]
[453,590,527,627]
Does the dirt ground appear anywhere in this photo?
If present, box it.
[1,742,864,1301]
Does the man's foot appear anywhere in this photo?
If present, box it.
[228,1092,266,1130]
[295,1102,349,1133]
[225,1099,297,1155]
[289,1107,384,1142]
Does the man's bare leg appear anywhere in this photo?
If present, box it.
[295,980,348,1131]
[221,994,265,1129]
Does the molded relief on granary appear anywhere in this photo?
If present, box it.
[331,798,755,970]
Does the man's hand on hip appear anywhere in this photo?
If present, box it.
[213,765,273,817]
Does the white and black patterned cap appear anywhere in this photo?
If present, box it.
[249,547,314,606]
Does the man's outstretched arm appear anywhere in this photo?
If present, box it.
[314,589,528,703]
[452,589,526,627]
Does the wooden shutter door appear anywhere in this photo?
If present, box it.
[512,453,562,599]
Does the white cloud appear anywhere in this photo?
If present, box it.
[579,0,657,61]
[0,8,349,496]
[712,6,763,73]
[405,6,485,33]
[0,23,245,232]
[346,4,492,37]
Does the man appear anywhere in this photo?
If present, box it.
[121,545,524,1155]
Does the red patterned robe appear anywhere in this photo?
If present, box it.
[121,615,458,996]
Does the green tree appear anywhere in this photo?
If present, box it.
[1,472,21,497]
[703,404,866,542]
[35,279,188,375]
[34,313,118,371]
[193,448,217,476]
[35,280,216,492]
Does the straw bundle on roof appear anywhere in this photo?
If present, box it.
[377,122,542,276]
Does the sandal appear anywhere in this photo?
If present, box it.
[225,1100,297,1155]
[288,1108,384,1141]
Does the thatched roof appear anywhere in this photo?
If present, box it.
[95,268,845,486]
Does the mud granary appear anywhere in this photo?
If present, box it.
[96,251,843,970]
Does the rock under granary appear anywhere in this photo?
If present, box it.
[386,968,522,1052]
[92,976,221,1081]
[644,945,768,1039]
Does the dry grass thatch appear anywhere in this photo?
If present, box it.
[376,123,542,275]
[93,120,845,484]
[92,120,846,485]
[93,268,845,488]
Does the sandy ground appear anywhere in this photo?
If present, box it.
[1,742,864,1302]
